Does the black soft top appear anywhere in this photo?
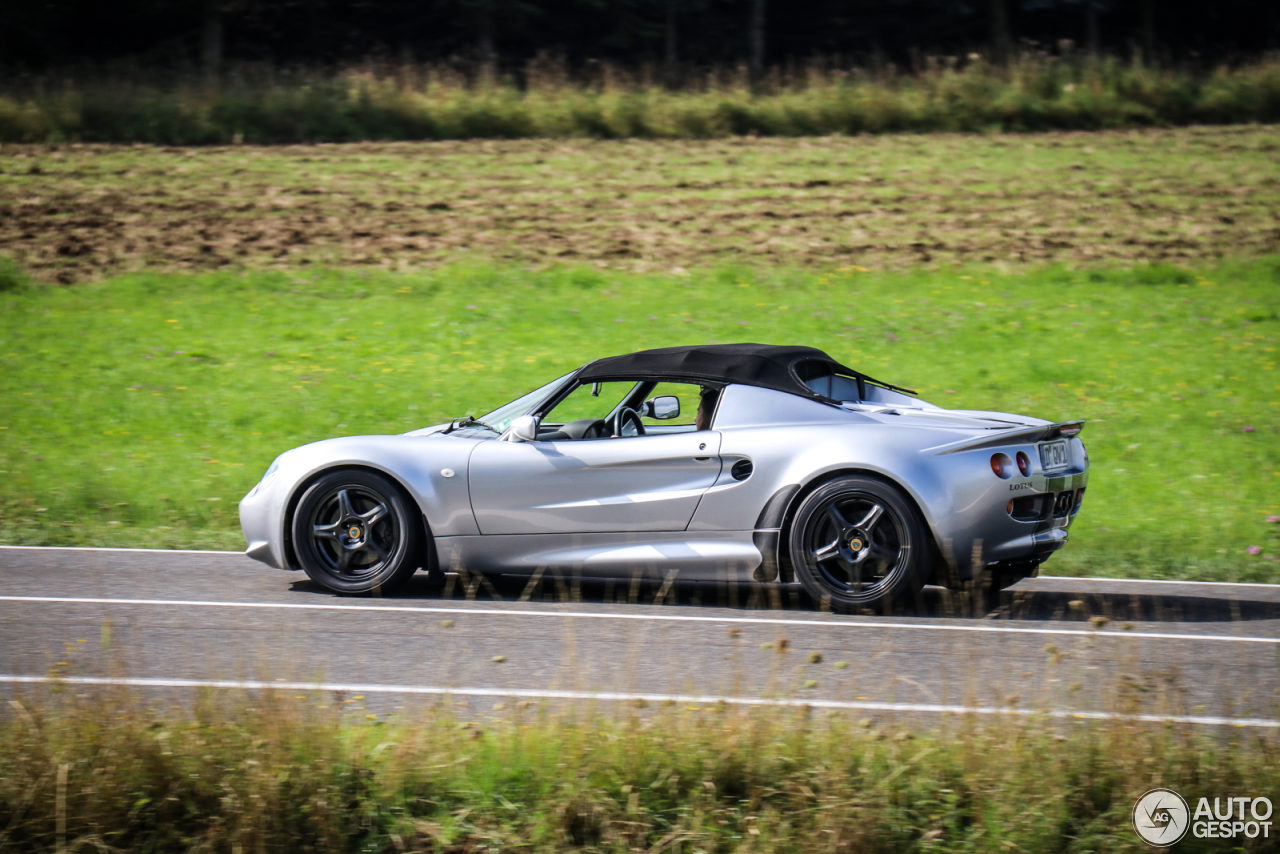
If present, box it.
[576,343,913,402]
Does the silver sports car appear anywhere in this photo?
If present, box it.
[239,344,1088,612]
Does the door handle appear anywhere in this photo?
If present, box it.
[694,456,711,461]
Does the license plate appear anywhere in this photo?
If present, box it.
[1040,440,1070,471]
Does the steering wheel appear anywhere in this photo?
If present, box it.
[608,407,646,438]
[557,418,608,440]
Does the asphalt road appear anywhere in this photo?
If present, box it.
[2,546,1278,726]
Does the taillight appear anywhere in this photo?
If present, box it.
[990,453,1015,479]
[1016,451,1032,477]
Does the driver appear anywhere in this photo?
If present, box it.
[695,387,720,431]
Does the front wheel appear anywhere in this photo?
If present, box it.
[788,475,930,614]
[292,469,427,595]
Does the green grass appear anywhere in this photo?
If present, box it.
[1,260,1277,581]
[3,686,1278,853]
[3,54,1280,145]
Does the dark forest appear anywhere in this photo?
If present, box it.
[3,0,1277,74]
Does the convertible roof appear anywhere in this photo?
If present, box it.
[577,343,914,402]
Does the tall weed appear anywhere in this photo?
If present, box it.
[2,685,1277,852]
[2,54,1279,144]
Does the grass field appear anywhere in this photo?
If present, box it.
[2,125,1278,284]
[3,686,1278,853]
[1,260,1277,581]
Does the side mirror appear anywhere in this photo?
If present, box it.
[644,395,680,420]
[508,414,540,442]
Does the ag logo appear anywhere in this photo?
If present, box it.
[1133,788,1190,846]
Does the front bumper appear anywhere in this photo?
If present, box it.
[239,480,288,569]
[244,538,278,567]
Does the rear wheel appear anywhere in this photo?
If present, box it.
[788,475,930,614]
[292,469,428,595]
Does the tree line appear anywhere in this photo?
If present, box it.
[2,0,1276,74]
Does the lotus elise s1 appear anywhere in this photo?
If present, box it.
[239,344,1088,612]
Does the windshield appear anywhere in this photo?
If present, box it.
[476,372,576,432]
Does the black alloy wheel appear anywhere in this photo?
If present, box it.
[788,475,929,613]
[292,469,428,594]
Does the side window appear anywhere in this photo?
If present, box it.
[802,371,861,402]
[544,381,635,425]
[640,382,702,428]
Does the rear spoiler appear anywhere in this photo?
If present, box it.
[929,421,1086,456]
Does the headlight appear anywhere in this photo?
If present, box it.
[247,457,282,499]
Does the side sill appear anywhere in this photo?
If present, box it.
[752,530,780,582]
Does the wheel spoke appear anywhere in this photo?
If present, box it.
[867,542,898,564]
[335,546,354,572]
[813,539,840,562]
[336,489,357,520]
[313,521,342,540]
[360,503,389,527]
[364,537,390,562]
[825,503,852,533]
[854,503,884,533]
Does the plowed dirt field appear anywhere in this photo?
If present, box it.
[2,126,1277,282]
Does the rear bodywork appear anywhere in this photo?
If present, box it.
[240,379,1088,587]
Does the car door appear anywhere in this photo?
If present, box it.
[468,431,723,535]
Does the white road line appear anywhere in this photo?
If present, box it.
[2,594,1277,645]
[2,545,1276,589]
[1,674,1275,728]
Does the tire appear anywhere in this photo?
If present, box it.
[788,475,930,614]
[291,468,429,595]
